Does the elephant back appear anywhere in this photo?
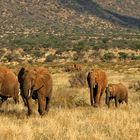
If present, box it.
[34,67,53,97]
[89,69,107,88]
[108,83,128,97]
[0,66,18,97]
[36,67,52,87]
[35,67,50,74]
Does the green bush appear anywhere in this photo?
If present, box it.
[102,52,115,61]
[135,55,140,60]
[45,54,56,62]
[73,41,87,52]
[102,38,109,44]
[130,53,137,60]
[118,52,128,60]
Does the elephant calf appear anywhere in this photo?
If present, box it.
[106,83,128,108]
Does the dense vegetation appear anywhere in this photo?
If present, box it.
[0,0,140,51]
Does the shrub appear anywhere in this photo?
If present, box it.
[130,53,136,60]
[51,88,89,108]
[102,52,115,61]
[69,72,87,88]
[135,55,140,60]
[45,54,56,62]
[102,38,109,44]
[32,50,42,58]
[118,52,128,60]
[73,40,87,52]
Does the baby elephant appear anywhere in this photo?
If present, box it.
[105,83,128,108]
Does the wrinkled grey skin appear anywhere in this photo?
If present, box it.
[106,83,128,108]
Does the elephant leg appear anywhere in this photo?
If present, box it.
[108,98,111,108]
[13,96,19,104]
[22,96,27,106]
[99,89,105,106]
[26,98,33,115]
[90,88,94,106]
[95,87,101,107]
[89,86,94,106]
[93,86,98,106]
[93,88,96,105]
[45,97,50,113]
[0,97,8,107]
[125,97,128,105]
[115,97,118,108]
[38,95,46,116]
[13,86,19,104]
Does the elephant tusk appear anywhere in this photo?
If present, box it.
[28,89,31,98]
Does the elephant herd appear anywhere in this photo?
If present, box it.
[87,69,128,108]
[0,66,128,116]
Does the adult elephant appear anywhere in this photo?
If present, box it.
[18,67,53,116]
[0,66,19,107]
[87,69,107,107]
[105,83,128,108]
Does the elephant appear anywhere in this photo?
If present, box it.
[18,67,53,116]
[0,66,19,107]
[105,83,128,108]
[87,69,107,107]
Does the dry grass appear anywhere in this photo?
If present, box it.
[0,62,140,140]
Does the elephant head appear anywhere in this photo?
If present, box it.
[105,85,115,105]
[18,67,43,99]
[90,71,98,88]
[87,70,100,106]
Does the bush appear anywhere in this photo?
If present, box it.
[118,52,128,60]
[102,38,109,44]
[45,54,56,62]
[73,40,87,52]
[135,55,140,60]
[69,72,87,88]
[32,50,42,58]
[129,54,140,60]
[102,52,115,61]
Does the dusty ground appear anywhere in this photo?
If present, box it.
[0,61,139,140]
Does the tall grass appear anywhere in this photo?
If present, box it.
[0,63,139,140]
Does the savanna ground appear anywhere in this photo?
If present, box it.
[0,61,140,140]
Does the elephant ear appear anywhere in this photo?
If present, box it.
[33,75,44,91]
[33,72,51,91]
[18,67,25,85]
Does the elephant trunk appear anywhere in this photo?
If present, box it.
[87,73,94,106]
[28,89,32,98]
[106,86,110,105]
[93,83,96,88]
[89,81,94,106]
[23,84,32,99]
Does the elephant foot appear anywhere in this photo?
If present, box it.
[27,113,36,118]
[28,110,33,116]
[39,112,46,116]
[93,103,100,108]
[38,109,46,116]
